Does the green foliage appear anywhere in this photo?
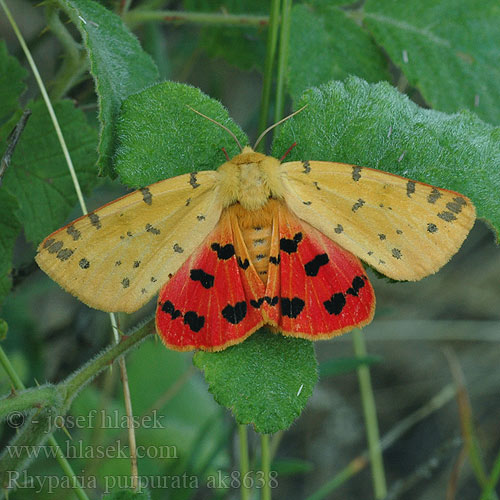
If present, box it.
[115,81,248,186]
[0,319,7,340]
[183,0,268,71]
[103,491,151,500]
[273,77,500,239]
[2,100,98,244]
[363,0,500,125]
[193,330,318,434]
[57,0,159,177]
[319,355,382,377]
[0,41,27,125]
[288,3,391,101]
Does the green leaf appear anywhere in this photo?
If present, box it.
[288,4,391,101]
[0,319,7,340]
[272,77,500,239]
[182,0,268,71]
[57,0,159,176]
[2,100,98,244]
[364,0,500,125]
[193,329,318,434]
[115,81,248,187]
[319,355,382,377]
[0,41,27,126]
[0,191,21,306]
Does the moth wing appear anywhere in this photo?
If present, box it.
[281,161,476,281]
[263,204,375,338]
[156,208,265,351]
[36,171,222,313]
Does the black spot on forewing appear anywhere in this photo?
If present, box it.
[427,223,438,233]
[211,243,235,260]
[324,293,346,315]
[190,269,214,289]
[89,213,101,229]
[145,223,160,235]
[313,181,321,190]
[303,160,311,173]
[47,240,63,254]
[406,181,416,198]
[280,233,303,253]
[281,297,305,318]
[185,198,191,206]
[392,248,402,259]
[446,200,464,214]
[79,258,90,269]
[190,172,200,188]
[173,243,184,253]
[140,187,153,205]
[115,260,122,266]
[184,311,204,332]
[57,248,73,261]
[304,253,329,277]
[67,225,81,241]
[237,257,250,269]
[222,302,247,324]
[378,233,386,240]
[133,261,141,268]
[303,201,312,206]
[438,211,457,222]
[43,238,55,249]
[346,276,365,297]
[334,224,343,234]
[162,300,182,320]
[352,199,365,212]
[197,215,206,221]
[352,166,362,181]
[122,278,130,288]
[427,188,442,204]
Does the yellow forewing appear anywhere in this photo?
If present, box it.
[35,171,221,313]
[281,161,476,281]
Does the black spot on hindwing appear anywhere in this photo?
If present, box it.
[280,233,303,253]
[281,297,305,318]
[304,253,329,277]
[222,302,247,324]
[184,311,205,332]
[190,269,215,289]
[324,293,346,315]
[211,243,235,260]
[162,300,182,320]
[237,257,250,269]
[346,276,365,297]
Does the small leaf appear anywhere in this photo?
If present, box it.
[57,0,159,176]
[115,81,248,187]
[272,77,500,239]
[364,0,500,124]
[319,355,382,377]
[0,41,27,126]
[0,191,21,305]
[288,4,391,101]
[2,100,98,243]
[193,329,318,434]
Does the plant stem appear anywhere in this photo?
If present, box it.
[124,10,268,29]
[261,434,271,500]
[257,0,281,146]
[238,425,250,500]
[480,447,500,500]
[352,329,387,498]
[274,0,292,124]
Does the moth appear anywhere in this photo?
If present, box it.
[36,114,476,352]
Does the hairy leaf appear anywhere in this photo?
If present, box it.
[58,0,159,176]
[364,0,500,125]
[194,329,318,434]
[0,41,27,126]
[273,77,500,239]
[115,81,248,187]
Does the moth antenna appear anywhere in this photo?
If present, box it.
[186,105,243,152]
[253,104,308,151]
